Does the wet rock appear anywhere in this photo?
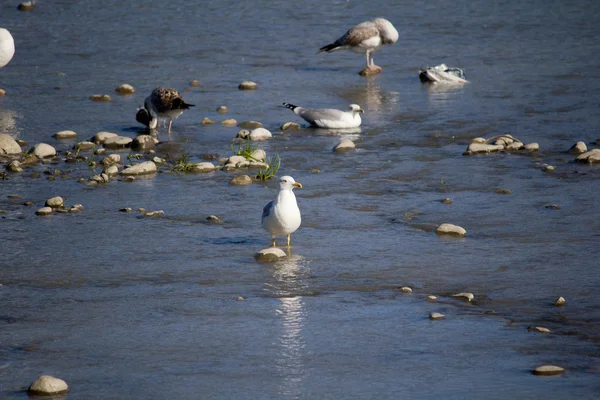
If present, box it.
[528,326,551,334]
[93,132,118,144]
[192,162,216,172]
[0,134,21,155]
[89,173,110,184]
[236,129,250,139]
[217,105,228,114]
[189,80,201,87]
[7,194,20,199]
[429,312,446,320]
[506,141,524,151]
[281,122,301,131]
[36,207,53,216]
[69,204,84,213]
[545,204,560,210]
[131,135,157,152]
[206,215,221,223]
[221,119,238,127]
[144,210,164,218]
[102,154,121,165]
[255,247,287,261]
[75,141,95,151]
[119,207,133,212]
[120,161,157,176]
[249,128,272,140]
[7,160,23,172]
[103,135,132,149]
[452,292,475,301]
[398,286,413,293]
[90,94,111,102]
[230,174,253,185]
[152,156,165,164]
[238,121,263,129]
[568,141,587,154]
[28,375,68,395]
[436,223,466,237]
[576,148,600,164]
[359,66,381,77]
[441,198,452,204]
[115,84,135,94]
[31,143,57,158]
[470,137,487,144]
[0,88,5,96]
[495,188,512,194]
[225,155,248,168]
[53,130,77,140]
[524,143,540,152]
[18,1,36,11]
[238,81,258,90]
[16,139,27,147]
[236,296,245,301]
[542,165,555,172]
[250,149,266,162]
[137,208,147,213]
[554,296,566,306]
[427,295,438,302]
[248,161,268,169]
[104,165,119,175]
[45,196,64,208]
[201,117,215,125]
[532,365,564,376]
[466,142,504,154]
[333,138,356,152]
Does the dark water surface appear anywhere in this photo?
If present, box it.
[1,1,600,398]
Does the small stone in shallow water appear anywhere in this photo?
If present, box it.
[281,122,301,131]
[45,196,64,208]
[7,194,20,199]
[532,365,564,376]
[18,1,36,11]
[255,247,287,262]
[230,175,253,185]
[119,208,133,212]
[206,215,221,223]
[427,295,438,302]
[452,292,474,301]
[53,130,77,140]
[568,141,587,154]
[575,148,600,164]
[554,296,566,306]
[466,142,504,154]
[69,204,84,213]
[36,207,53,216]
[31,143,57,158]
[144,210,164,218]
[217,105,228,114]
[93,132,118,144]
[429,312,445,320]
[7,160,23,172]
[28,375,68,395]
[333,138,356,152]
[103,135,132,149]
[495,188,512,194]
[251,149,266,162]
[528,326,551,334]
[238,81,258,90]
[545,204,560,210]
[441,198,452,204]
[398,286,413,293]
[75,141,95,151]
[105,165,119,176]
[542,165,555,172]
[131,135,157,152]
[120,161,157,176]
[221,119,237,127]
[524,142,540,152]
[193,162,216,172]
[249,128,272,140]
[201,117,215,125]
[90,94,111,102]
[436,223,466,237]
[506,141,524,151]
[189,80,201,87]
[115,84,135,94]
[137,208,146,213]
[0,134,22,155]
[0,88,5,96]
[236,296,245,301]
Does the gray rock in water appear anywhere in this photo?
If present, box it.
[192,162,216,172]
[532,365,564,376]
[206,215,221,223]
[201,117,215,125]
[217,105,228,114]
[398,286,413,293]
[131,135,157,152]
[427,295,438,302]
[45,196,64,208]
[568,141,587,154]
[576,148,600,164]
[239,81,258,90]
[221,119,237,126]
[429,312,446,320]
[31,143,57,158]
[333,138,356,152]
[115,84,135,94]
[75,141,95,151]
[120,161,157,176]
[230,175,253,185]
[53,130,77,140]
[506,141,524,151]
[250,149,266,162]
[466,142,504,154]
[143,210,164,218]
[238,121,263,129]
[281,122,301,131]
[452,292,475,301]
[249,128,272,140]
[554,296,566,306]
[528,326,551,334]
[35,207,53,216]
[103,135,132,149]
[28,375,68,395]
[7,160,23,172]
[236,129,250,139]
[255,247,287,262]
[524,143,540,152]
[0,134,21,155]
[92,132,118,144]
[436,223,466,237]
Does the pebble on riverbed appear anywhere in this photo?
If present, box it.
[192,162,216,172]
[568,141,587,154]
[221,119,237,127]
[45,196,64,208]
[532,365,564,376]
[103,135,133,149]
[452,292,475,301]
[115,84,135,94]
[398,286,413,293]
[435,223,466,237]
[575,148,600,164]
[281,122,301,131]
[217,105,228,114]
[427,295,438,302]
[238,81,258,90]
[230,175,253,185]
[35,207,53,216]
[0,134,22,155]
[120,161,157,176]
[528,326,551,334]
[28,375,68,395]
[53,130,77,140]
[238,121,264,129]
[255,247,287,262]
[90,94,111,102]
[333,138,356,152]
[554,296,566,306]
[30,143,57,159]
[429,312,446,320]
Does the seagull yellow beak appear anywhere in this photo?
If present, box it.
[358,108,364,113]
[293,182,303,188]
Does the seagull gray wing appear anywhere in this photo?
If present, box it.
[297,108,344,124]
[262,200,274,222]
[341,23,379,47]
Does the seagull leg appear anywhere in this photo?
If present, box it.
[365,50,372,68]
[271,236,277,247]
[286,234,291,247]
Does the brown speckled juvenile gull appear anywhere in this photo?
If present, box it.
[318,18,398,74]
[143,87,194,135]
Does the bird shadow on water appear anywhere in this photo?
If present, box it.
[335,78,400,116]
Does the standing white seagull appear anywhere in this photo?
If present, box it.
[317,18,398,75]
[143,87,194,136]
[0,28,15,68]
[262,176,302,247]
[283,103,363,129]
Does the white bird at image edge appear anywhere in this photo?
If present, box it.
[0,28,15,68]
[262,176,302,247]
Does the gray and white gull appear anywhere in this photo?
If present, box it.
[262,176,302,247]
[283,103,363,129]
[318,18,398,74]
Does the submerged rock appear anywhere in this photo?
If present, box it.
[103,135,132,149]
[524,143,540,152]
[75,141,95,151]
[53,130,77,140]
[333,138,356,152]
[281,122,301,131]
[427,295,438,302]
[532,365,564,376]
[120,161,157,176]
[429,312,446,320]
[35,207,53,216]
[398,286,413,293]
[238,121,263,129]
[0,134,21,155]
[230,175,252,185]
[255,247,287,261]
[7,160,23,172]
[465,142,504,154]
[131,135,157,152]
[436,223,466,237]
[192,162,216,172]
[528,326,552,334]
[576,148,600,164]
[28,375,68,395]
[238,81,258,90]
[189,80,201,87]
[93,132,118,144]
[568,141,587,154]
[90,94,111,102]
[554,296,566,306]
[45,196,64,208]
[452,292,475,301]
[201,117,215,125]
[115,84,135,94]
[217,105,228,114]
[221,119,237,127]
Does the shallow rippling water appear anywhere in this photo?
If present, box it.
[1,1,600,398]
